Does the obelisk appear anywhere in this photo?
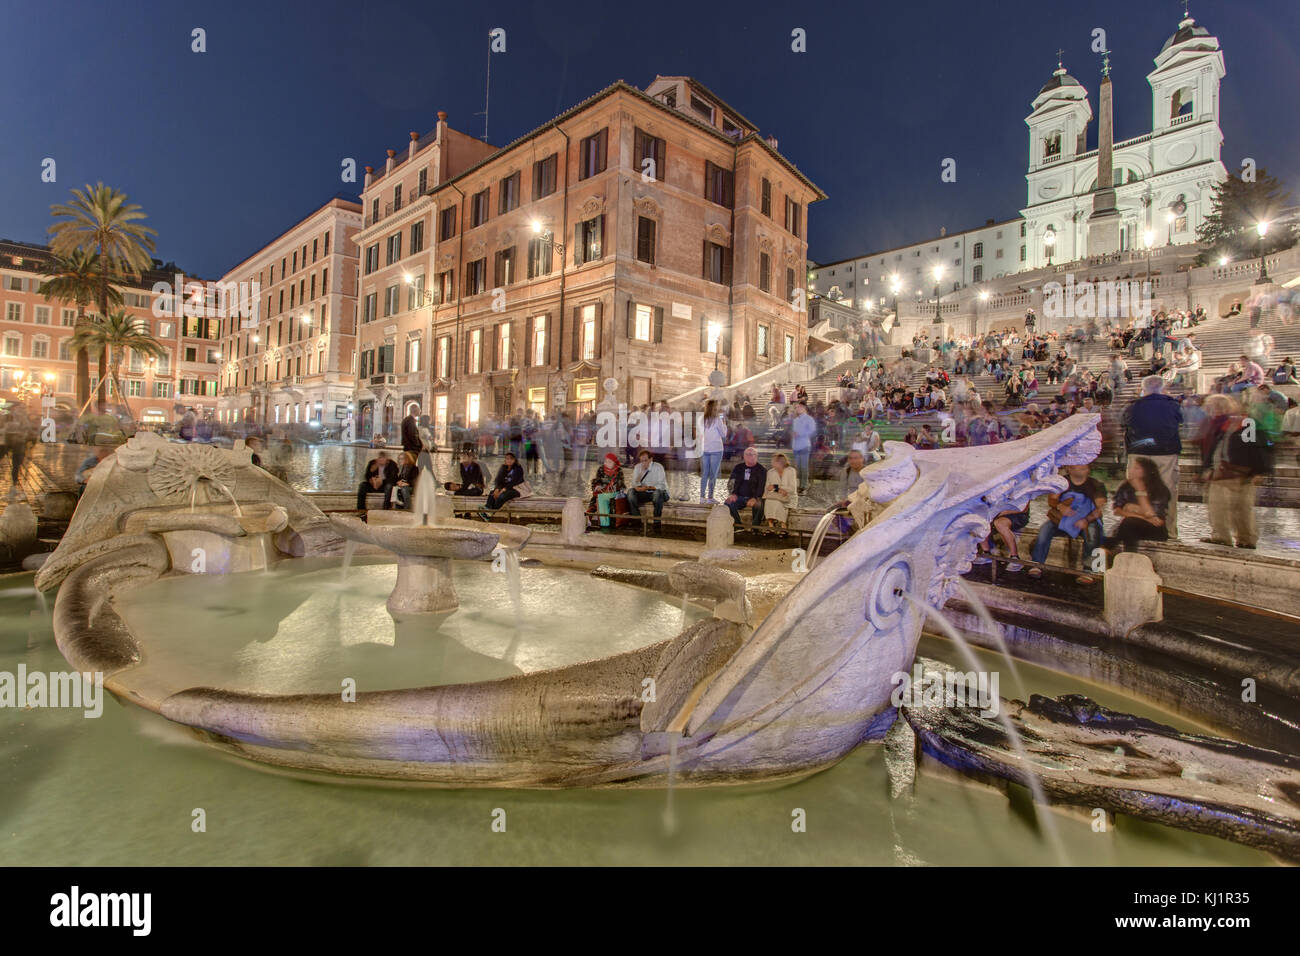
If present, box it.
[1087,50,1122,255]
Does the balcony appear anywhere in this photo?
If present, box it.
[1169,112,1195,128]
[370,373,396,387]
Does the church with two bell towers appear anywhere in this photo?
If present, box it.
[1020,6,1227,269]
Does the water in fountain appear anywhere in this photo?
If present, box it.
[663,731,682,836]
[340,538,358,581]
[502,547,522,628]
[412,464,439,527]
[805,510,840,570]
[679,591,690,630]
[903,592,1070,866]
[952,578,1026,699]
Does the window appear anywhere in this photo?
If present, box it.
[393,184,402,212]
[636,217,656,265]
[527,237,552,278]
[496,322,511,368]
[973,265,983,282]
[532,153,558,199]
[786,267,797,304]
[292,251,298,273]
[580,303,598,360]
[531,315,547,365]
[995,248,1004,259]
[705,161,734,207]
[494,247,516,287]
[498,172,520,214]
[363,292,377,323]
[58,339,71,361]
[973,242,984,259]
[761,178,772,217]
[437,335,451,378]
[690,95,713,123]
[784,334,794,363]
[6,303,21,322]
[406,337,421,373]
[1020,223,1027,237]
[61,309,76,327]
[757,324,769,357]
[410,220,424,255]
[703,241,731,284]
[312,238,318,263]
[406,274,426,311]
[5,333,20,355]
[576,216,603,266]
[34,306,50,325]
[439,206,457,241]
[384,284,400,316]
[31,337,48,358]
[153,381,169,397]
[364,244,380,274]
[759,252,771,293]
[3,277,23,291]
[632,304,652,342]
[466,259,487,296]
[466,392,481,426]
[722,115,742,138]
[127,379,143,397]
[206,348,218,364]
[435,269,455,304]
[471,189,490,227]
[468,329,483,373]
[386,233,402,265]
[1019,245,1027,262]
[578,129,608,180]
[633,128,666,181]
[785,197,802,238]
[418,168,428,195]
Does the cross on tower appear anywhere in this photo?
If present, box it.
[1182,0,1191,19]
[1056,48,1065,70]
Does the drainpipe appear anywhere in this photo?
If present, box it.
[726,138,739,386]
[554,122,570,405]
[446,181,466,414]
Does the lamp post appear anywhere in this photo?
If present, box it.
[931,265,945,325]
[1166,211,1175,246]
[708,321,722,370]
[1044,227,1056,268]
[1255,221,1271,284]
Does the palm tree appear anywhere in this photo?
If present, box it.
[48,183,157,408]
[37,249,122,410]
[67,311,165,424]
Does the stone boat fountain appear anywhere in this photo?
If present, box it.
[29,419,1300,858]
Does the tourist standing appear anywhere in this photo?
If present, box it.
[1198,394,1264,549]
[699,399,727,503]
[1121,376,1183,538]
[789,402,817,494]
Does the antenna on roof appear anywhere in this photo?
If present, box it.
[475,32,492,142]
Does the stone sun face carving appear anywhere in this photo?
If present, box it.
[147,444,236,501]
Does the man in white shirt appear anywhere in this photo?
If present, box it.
[627,448,670,525]
[789,402,819,494]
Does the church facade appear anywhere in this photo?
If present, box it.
[1021,12,1227,269]
[811,10,1227,306]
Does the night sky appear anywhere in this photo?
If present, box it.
[4,0,1296,277]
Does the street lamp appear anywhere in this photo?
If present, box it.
[707,321,722,370]
[1044,227,1056,267]
[931,265,944,325]
[1256,221,1271,284]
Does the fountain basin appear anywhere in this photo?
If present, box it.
[120,502,289,574]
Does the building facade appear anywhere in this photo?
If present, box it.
[0,239,198,423]
[354,76,823,441]
[351,113,499,440]
[810,11,1227,313]
[215,197,362,431]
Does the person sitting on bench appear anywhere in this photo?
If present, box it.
[627,448,669,526]
[356,450,399,510]
[443,447,486,496]
[484,452,526,514]
[724,446,767,530]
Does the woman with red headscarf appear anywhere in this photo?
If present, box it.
[588,452,626,530]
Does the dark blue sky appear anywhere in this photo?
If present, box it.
[3,0,1296,277]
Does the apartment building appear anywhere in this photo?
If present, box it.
[215,197,362,429]
[0,239,192,423]
[354,77,824,441]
